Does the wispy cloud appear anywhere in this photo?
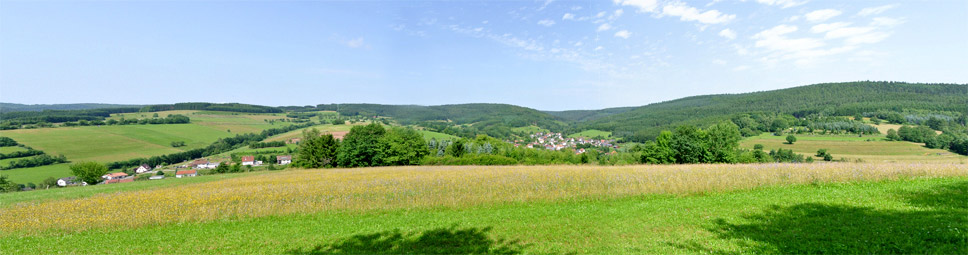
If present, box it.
[614,0,659,13]
[804,9,842,23]
[755,0,807,9]
[719,28,737,40]
[614,30,631,39]
[859,4,898,16]
[660,2,735,24]
[537,19,556,26]
[562,13,575,20]
[597,23,613,31]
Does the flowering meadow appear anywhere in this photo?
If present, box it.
[1,163,965,234]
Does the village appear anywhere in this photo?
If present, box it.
[516,132,617,154]
[53,154,293,187]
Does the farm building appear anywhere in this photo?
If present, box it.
[101,172,128,180]
[176,170,197,178]
[56,177,79,187]
[277,155,292,165]
[241,156,255,166]
[134,164,153,174]
[149,175,165,180]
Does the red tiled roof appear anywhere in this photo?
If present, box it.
[119,178,134,183]
[107,172,128,178]
[241,156,255,162]
[276,155,291,160]
[176,170,197,175]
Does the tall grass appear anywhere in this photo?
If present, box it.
[1,163,965,234]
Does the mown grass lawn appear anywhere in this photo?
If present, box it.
[2,176,964,254]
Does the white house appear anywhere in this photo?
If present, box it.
[102,172,128,180]
[57,177,77,187]
[241,156,255,166]
[149,175,165,180]
[276,155,292,165]
[134,164,153,174]
[175,169,197,178]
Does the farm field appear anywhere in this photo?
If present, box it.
[740,133,967,163]
[1,164,71,185]
[0,111,304,184]
[418,129,460,141]
[263,123,356,142]
[109,110,288,134]
[1,164,964,254]
[567,129,612,138]
[0,146,26,153]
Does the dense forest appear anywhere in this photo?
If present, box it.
[576,81,967,141]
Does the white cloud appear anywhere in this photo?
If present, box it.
[845,32,889,45]
[752,25,825,53]
[596,11,607,18]
[537,19,556,26]
[824,26,874,39]
[614,0,659,13]
[594,46,604,51]
[859,4,898,16]
[732,65,751,71]
[597,23,613,31]
[755,0,807,9]
[804,9,842,22]
[661,2,735,24]
[810,22,850,33]
[712,59,727,65]
[614,30,631,39]
[574,41,583,46]
[871,17,904,27]
[571,6,583,11]
[345,37,365,48]
[562,13,575,20]
[719,28,737,40]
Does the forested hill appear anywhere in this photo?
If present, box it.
[318,103,564,128]
[578,81,967,142]
[0,103,142,113]
[544,107,636,122]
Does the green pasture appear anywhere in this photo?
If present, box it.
[0,164,71,186]
[741,133,966,163]
[420,130,459,141]
[511,126,549,134]
[0,147,26,154]
[4,176,964,254]
[568,129,612,138]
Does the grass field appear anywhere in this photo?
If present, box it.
[740,133,967,163]
[511,126,549,134]
[263,124,356,143]
[567,129,613,138]
[419,130,460,141]
[1,164,964,254]
[0,124,230,163]
[0,146,26,153]
[0,111,301,184]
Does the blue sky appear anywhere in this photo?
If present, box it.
[1,0,965,110]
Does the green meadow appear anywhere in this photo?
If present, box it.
[3,175,964,254]
[567,129,613,138]
[740,133,966,163]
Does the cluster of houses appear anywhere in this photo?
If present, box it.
[515,132,617,154]
[54,155,293,188]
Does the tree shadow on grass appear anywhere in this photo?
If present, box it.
[899,181,968,210]
[287,226,528,255]
[671,181,968,254]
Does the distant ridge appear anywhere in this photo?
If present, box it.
[0,103,142,113]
